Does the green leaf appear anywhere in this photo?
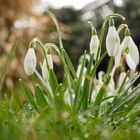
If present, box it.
[117,72,129,95]
[62,49,77,79]
[124,72,140,94]
[35,84,48,109]
[49,69,59,93]
[73,51,86,109]
[46,10,63,49]
[94,76,111,105]
[19,79,39,112]
[91,51,107,76]
[94,76,111,117]
[110,84,140,114]
[0,38,19,91]
[54,84,65,110]
[82,53,94,110]
[107,73,140,115]
[106,72,129,115]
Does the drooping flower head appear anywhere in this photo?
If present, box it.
[24,48,37,76]
[42,48,54,81]
[89,21,100,60]
[42,59,49,81]
[106,18,120,57]
[47,54,53,70]
[115,28,139,71]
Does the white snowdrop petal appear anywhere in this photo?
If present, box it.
[121,36,129,50]
[90,35,99,59]
[128,36,139,65]
[106,26,120,56]
[42,59,49,81]
[114,48,122,69]
[47,55,53,69]
[98,71,105,81]
[126,53,137,71]
[24,48,36,75]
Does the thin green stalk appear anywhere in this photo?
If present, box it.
[30,75,36,89]
[107,56,114,78]
[46,10,63,49]
[82,53,94,110]
[0,38,19,92]
[73,51,86,110]
[35,70,54,108]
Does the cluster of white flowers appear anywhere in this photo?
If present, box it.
[24,46,53,81]
[88,17,139,101]
[24,17,139,89]
[89,17,139,72]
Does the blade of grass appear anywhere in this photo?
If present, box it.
[94,76,111,117]
[0,38,20,91]
[73,51,86,110]
[35,84,48,109]
[62,49,77,79]
[107,73,140,115]
[82,53,94,110]
[46,10,63,49]
[19,79,39,112]
[49,69,59,93]
[110,83,140,114]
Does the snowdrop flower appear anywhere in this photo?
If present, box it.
[115,28,139,71]
[42,59,49,81]
[106,18,120,57]
[42,52,53,81]
[47,54,53,69]
[89,32,99,60]
[24,48,36,75]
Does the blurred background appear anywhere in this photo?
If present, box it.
[0,0,140,92]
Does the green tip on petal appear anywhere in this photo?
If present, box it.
[109,17,115,27]
[125,28,130,36]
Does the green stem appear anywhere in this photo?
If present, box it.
[107,56,114,78]
[35,70,54,108]
[30,74,36,89]
[47,10,63,49]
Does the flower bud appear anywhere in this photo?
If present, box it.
[47,54,53,69]
[24,48,36,75]
[42,59,49,81]
[106,26,120,57]
[90,35,100,60]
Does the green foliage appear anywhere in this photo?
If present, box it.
[0,38,20,92]
[0,11,140,140]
